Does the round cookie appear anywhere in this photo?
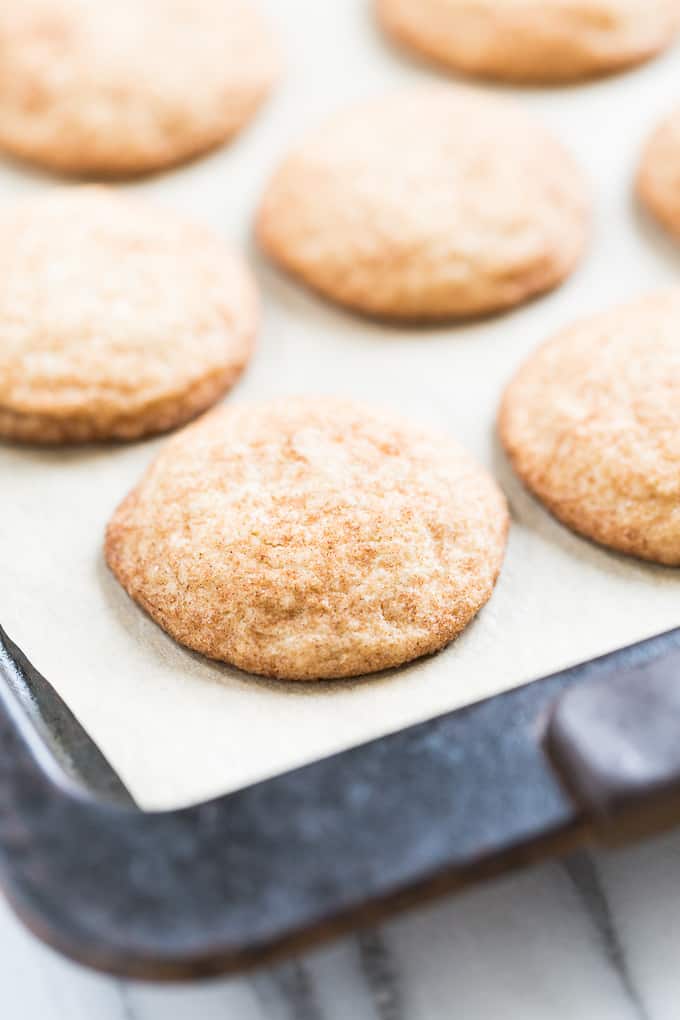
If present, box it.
[0,188,257,443]
[106,398,509,680]
[638,108,680,239]
[0,0,278,176]
[499,290,680,564]
[256,86,589,321]
[376,0,680,83]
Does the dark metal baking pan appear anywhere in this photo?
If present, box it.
[0,623,679,981]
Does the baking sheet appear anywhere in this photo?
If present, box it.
[1,0,680,810]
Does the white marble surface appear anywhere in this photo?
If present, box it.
[3,829,680,1018]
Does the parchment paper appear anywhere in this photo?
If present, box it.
[1,1,679,809]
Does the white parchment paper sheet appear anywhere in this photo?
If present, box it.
[1,1,679,808]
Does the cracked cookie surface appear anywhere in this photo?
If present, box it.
[376,0,680,83]
[0,188,257,443]
[638,107,680,240]
[257,86,588,321]
[0,0,278,176]
[106,398,509,679]
[499,290,680,564]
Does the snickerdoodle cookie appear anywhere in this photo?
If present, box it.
[638,107,680,239]
[499,290,680,564]
[0,0,278,176]
[376,1,680,83]
[0,188,257,443]
[256,86,588,321]
[106,398,509,680]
